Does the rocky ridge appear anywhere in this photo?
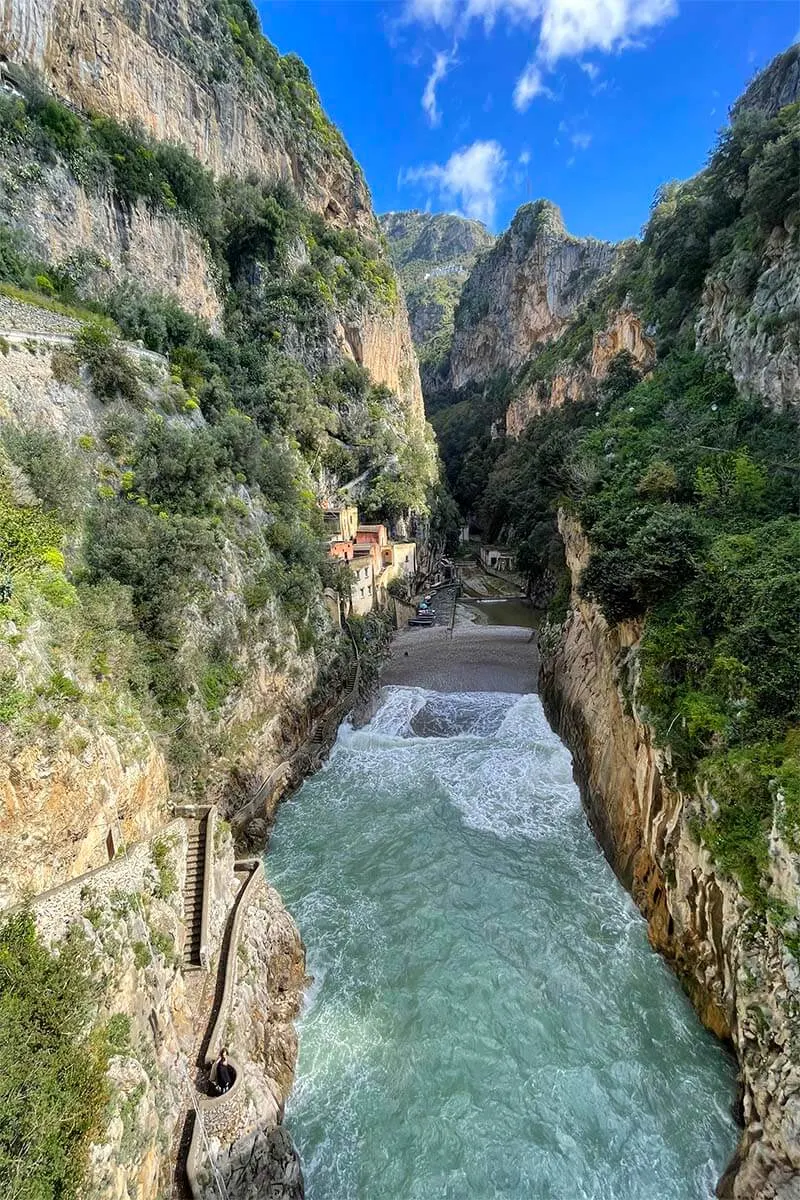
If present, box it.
[448,200,617,391]
[380,210,494,386]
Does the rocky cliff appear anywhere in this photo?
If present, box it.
[448,200,617,391]
[381,210,494,392]
[505,308,656,437]
[0,0,371,229]
[540,512,800,1200]
[0,0,430,904]
[0,152,223,325]
[697,210,799,412]
[0,311,325,905]
[732,44,800,119]
[28,817,307,1200]
[0,6,431,1196]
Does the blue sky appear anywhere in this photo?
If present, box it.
[259,1,798,242]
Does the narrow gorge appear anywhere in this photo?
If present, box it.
[0,4,798,1200]
[386,42,799,1200]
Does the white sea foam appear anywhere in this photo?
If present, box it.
[269,685,738,1200]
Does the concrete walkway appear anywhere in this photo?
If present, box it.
[0,327,168,368]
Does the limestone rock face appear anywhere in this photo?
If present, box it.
[449,200,616,390]
[0,724,168,908]
[0,150,222,326]
[504,309,655,438]
[225,874,308,1131]
[0,0,372,230]
[696,220,800,410]
[590,309,656,380]
[540,510,800,1200]
[732,44,800,119]
[505,368,589,438]
[1,1,426,432]
[32,820,206,1200]
[340,296,424,423]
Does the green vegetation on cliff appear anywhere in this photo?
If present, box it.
[0,56,436,792]
[454,79,800,908]
[0,913,113,1200]
[381,211,494,389]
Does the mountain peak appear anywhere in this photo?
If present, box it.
[732,43,800,119]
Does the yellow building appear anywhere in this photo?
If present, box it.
[374,541,417,607]
[321,503,359,543]
[321,501,418,618]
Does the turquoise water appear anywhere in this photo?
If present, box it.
[268,687,737,1199]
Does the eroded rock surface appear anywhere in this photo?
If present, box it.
[0,0,371,229]
[449,200,616,390]
[697,220,800,411]
[201,1125,304,1200]
[540,511,800,1200]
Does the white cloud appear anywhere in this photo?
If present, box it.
[404,0,677,106]
[579,60,599,78]
[540,0,676,62]
[406,0,457,24]
[422,49,457,125]
[570,129,592,149]
[399,139,508,225]
[513,61,553,110]
[518,148,531,164]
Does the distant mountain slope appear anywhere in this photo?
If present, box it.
[380,210,494,391]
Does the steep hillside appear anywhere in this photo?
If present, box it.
[381,210,493,391]
[448,200,617,390]
[444,45,800,1199]
[0,0,371,227]
[0,4,435,1197]
[0,33,435,900]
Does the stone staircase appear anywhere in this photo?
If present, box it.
[182,817,207,970]
[307,657,361,765]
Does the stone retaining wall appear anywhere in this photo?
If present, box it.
[32,819,187,944]
[0,294,82,335]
